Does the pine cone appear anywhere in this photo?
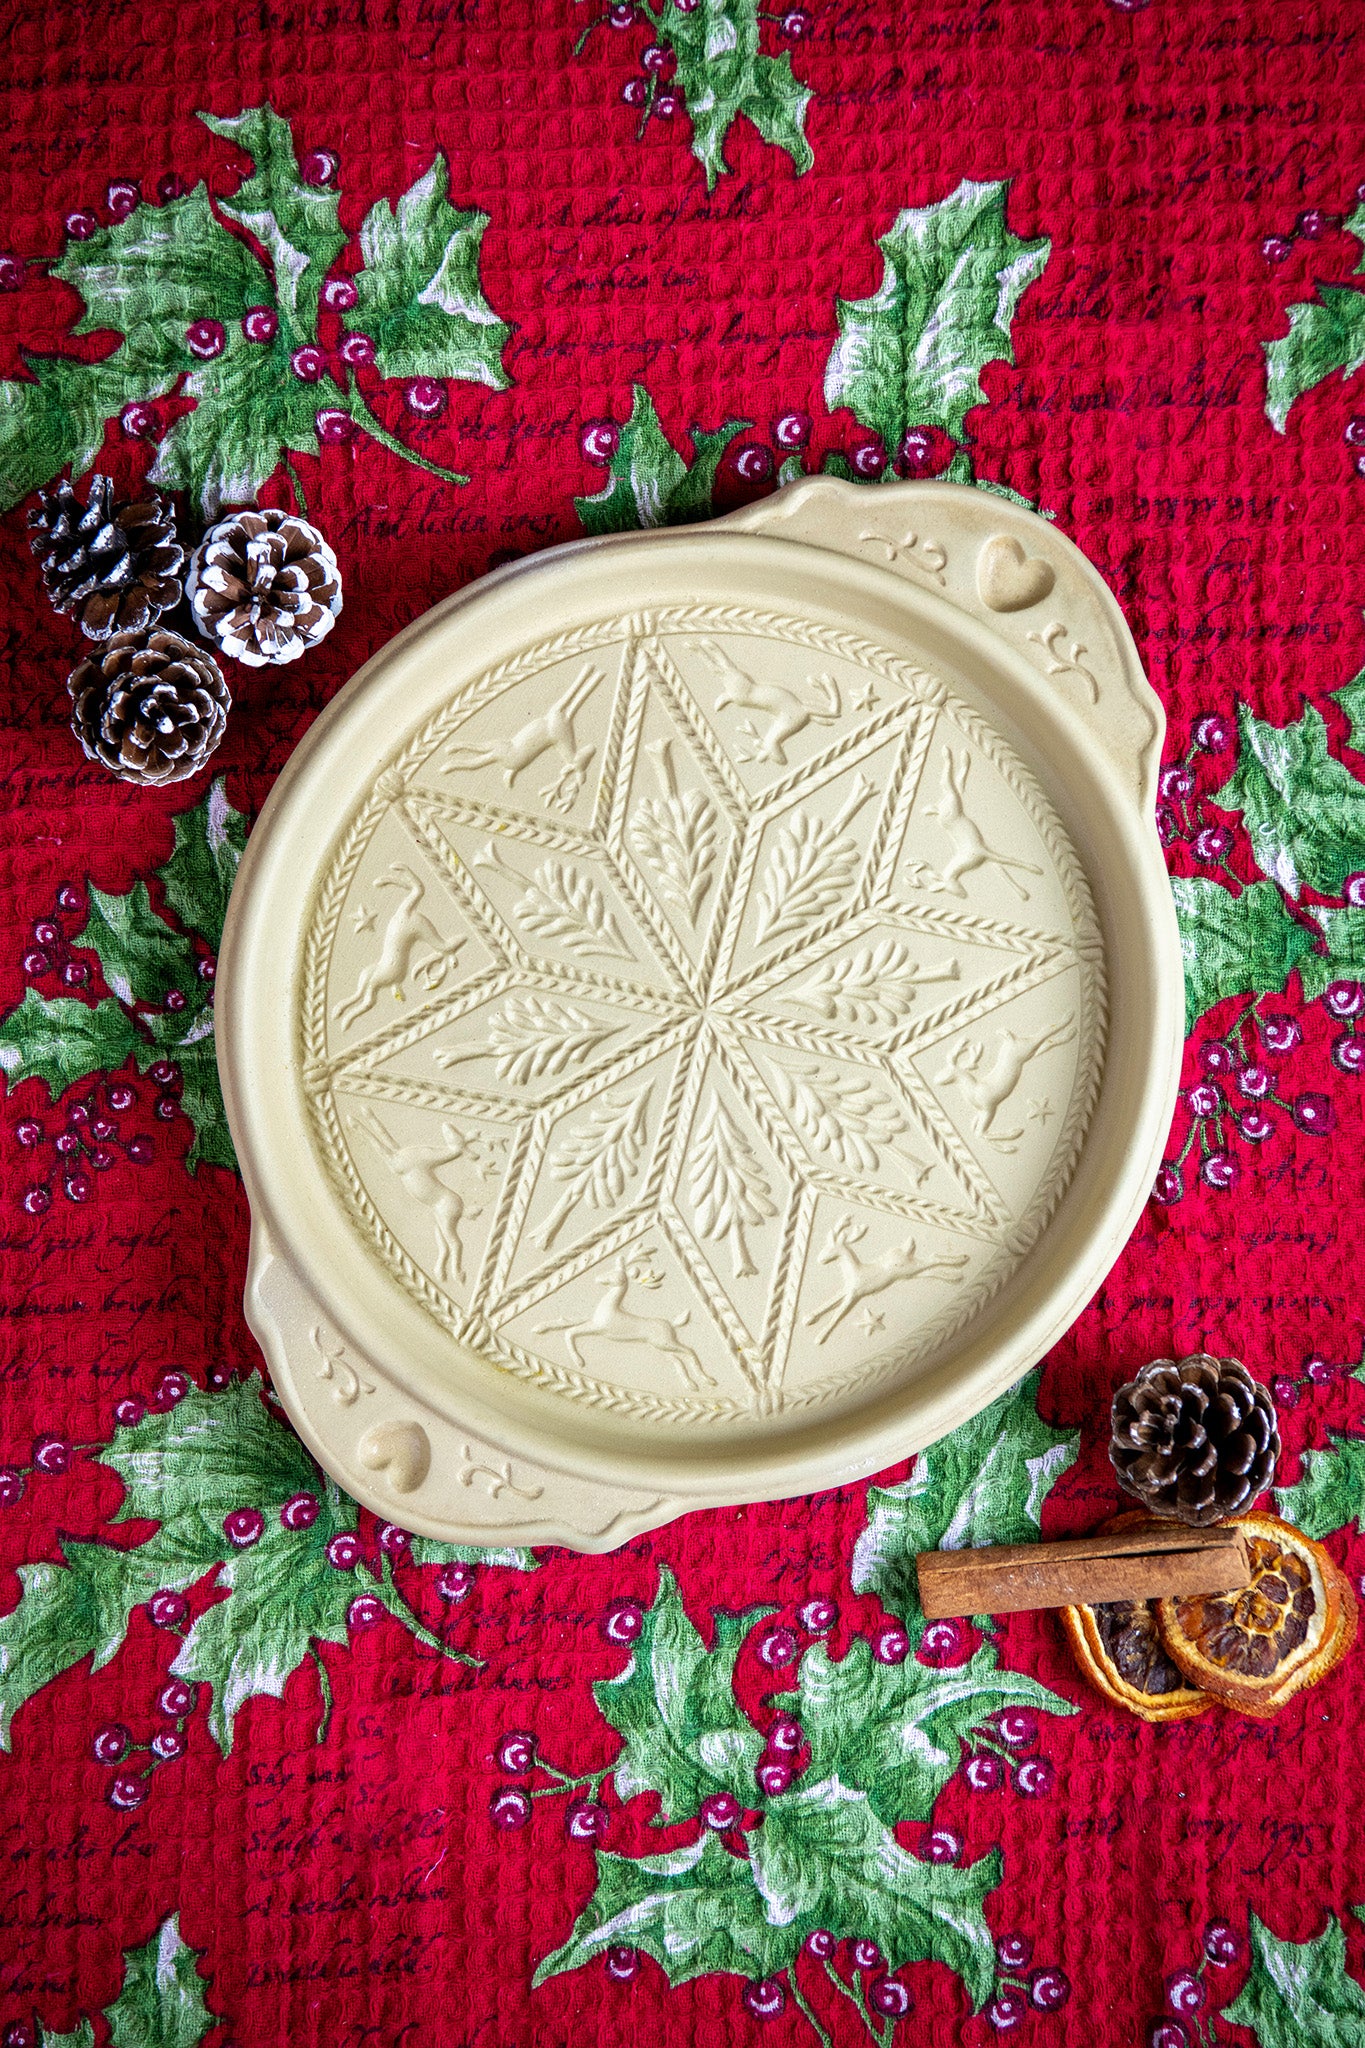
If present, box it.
[29,474,185,639]
[68,629,230,786]
[187,507,342,666]
[1110,1354,1280,1526]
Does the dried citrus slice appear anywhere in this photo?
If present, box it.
[1060,1515,1212,1722]
[1157,1511,1358,1718]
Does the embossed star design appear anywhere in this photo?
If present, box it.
[319,628,1091,1412]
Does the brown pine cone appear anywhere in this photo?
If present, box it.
[1110,1354,1279,1526]
[29,474,185,639]
[187,507,342,667]
[68,629,230,787]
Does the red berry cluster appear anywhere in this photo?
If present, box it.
[1155,1012,1336,1205]
[1262,192,1365,265]
[1144,1921,1242,2048]
[987,1934,1072,2031]
[488,1727,612,1839]
[90,1677,198,1813]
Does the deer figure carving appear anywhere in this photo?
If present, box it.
[538,1255,715,1391]
[920,750,1043,900]
[693,638,841,766]
[935,1017,1076,1153]
[442,664,603,808]
[333,864,463,1029]
[349,1108,480,1287]
[805,1215,969,1343]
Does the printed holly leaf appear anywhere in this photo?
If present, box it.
[656,0,813,190]
[0,990,138,1098]
[595,1567,771,1819]
[576,386,748,536]
[534,1831,790,1989]
[40,2022,95,2048]
[750,1776,1001,2007]
[1209,701,1365,900]
[0,347,175,511]
[825,180,1050,450]
[55,185,258,349]
[157,778,246,955]
[778,1635,1075,1827]
[1335,665,1365,752]
[348,155,511,387]
[1264,286,1365,434]
[103,1915,215,2048]
[0,1529,213,1750]
[137,1028,236,1172]
[1170,878,1315,1035]
[408,1536,537,1570]
[149,327,326,518]
[76,882,196,1009]
[1275,1433,1365,1540]
[852,1371,1077,1630]
[1223,1910,1365,2048]
[200,104,344,342]
[104,1378,315,1527]
[1299,905,1365,1003]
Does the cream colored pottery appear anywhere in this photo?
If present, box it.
[218,478,1181,1551]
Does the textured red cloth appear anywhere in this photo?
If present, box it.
[2,3,1365,2045]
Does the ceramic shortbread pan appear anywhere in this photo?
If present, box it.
[217,478,1182,1551]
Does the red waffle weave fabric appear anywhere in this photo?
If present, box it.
[2,3,1365,2045]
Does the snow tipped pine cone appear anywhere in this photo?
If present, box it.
[68,628,230,786]
[1110,1354,1279,1526]
[187,507,341,666]
[29,474,184,639]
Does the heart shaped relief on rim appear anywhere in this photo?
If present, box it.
[977,533,1056,612]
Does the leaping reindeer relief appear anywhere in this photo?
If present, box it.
[935,1016,1077,1154]
[804,1214,969,1343]
[348,1107,481,1288]
[333,863,465,1029]
[913,749,1044,901]
[693,638,842,767]
[441,663,604,811]
[538,1252,716,1392]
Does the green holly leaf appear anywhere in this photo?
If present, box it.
[135,1027,235,1173]
[654,0,813,190]
[0,347,171,511]
[1275,1433,1365,1540]
[595,1567,770,1819]
[170,1488,358,1753]
[534,1830,790,1989]
[149,325,326,518]
[1335,665,1365,751]
[0,990,138,1098]
[1170,877,1315,1036]
[1299,905,1365,1003]
[39,2022,95,2048]
[103,1377,316,1527]
[1209,701,1365,900]
[76,882,196,1009]
[103,1915,216,2048]
[157,777,247,955]
[752,1775,1001,2006]
[199,104,344,343]
[1223,1910,1365,2048]
[55,185,259,349]
[825,180,1050,450]
[1264,286,1365,434]
[852,1370,1077,1629]
[778,1635,1075,1827]
[408,1536,537,1570]
[576,386,748,536]
[348,155,511,387]
[0,1529,213,1751]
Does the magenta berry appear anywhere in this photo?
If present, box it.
[1149,2027,1188,2048]
[774,410,811,451]
[757,1625,798,1668]
[348,1592,384,1630]
[147,1060,177,1086]
[378,1521,410,1557]
[653,92,681,119]
[16,1121,42,1148]
[872,1619,909,1663]
[225,1507,265,1549]
[489,1785,532,1829]
[1241,1108,1276,1142]
[301,148,339,185]
[405,377,447,417]
[20,1187,50,1217]
[326,1532,362,1570]
[733,441,773,483]
[851,437,886,478]
[1273,1374,1299,1408]
[782,7,811,33]
[91,1722,130,1764]
[32,1435,69,1475]
[1194,824,1233,862]
[609,1,634,21]
[91,1118,116,1141]
[1030,1967,1070,2012]
[0,1469,25,1508]
[605,1946,639,1981]
[868,1977,912,2019]
[1188,1080,1223,1118]
[621,76,649,107]
[155,1097,179,1122]
[196,957,216,981]
[186,318,225,360]
[996,1709,1038,1750]
[918,1618,966,1665]
[851,1939,882,1971]
[799,1596,837,1634]
[1262,235,1292,264]
[602,1598,644,1644]
[339,331,375,368]
[152,1371,190,1410]
[1331,1034,1365,1075]
[316,408,354,444]
[641,42,671,72]
[1260,1014,1301,1054]
[323,277,358,311]
[1166,1971,1205,2016]
[34,921,59,948]
[1159,763,1193,800]
[107,178,140,219]
[64,1171,93,1203]
[3,2023,34,2048]
[1237,1063,1271,1098]
[1296,207,1333,239]
[108,1771,148,1810]
[581,419,620,463]
[965,1752,1004,1792]
[242,305,278,343]
[1204,1920,1240,1965]
[55,1132,81,1158]
[756,1759,791,1797]
[1325,980,1365,1018]
[997,1934,1033,1972]
[280,1492,319,1531]
[768,1714,801,1755]
[565,1800,609,1841]
[1345,872,1365,906]
[804,1930,835,1960]
[158,1679,196,1718]
[22,949,50,977]
[126,1136,153,1164]
[988,1988,1029,2031]
[164,989,187,1014]
[496,1731,536,1774]
[148,1588,187,1628]
[157,173,186,202]
[291,344,325,381]
[923,1826,961,1862]
[1193,712,1232,750]
[0,253,24,291]
[1200,1150,1239,1190]
[1306,1355,1336,1385]
[700,1789,741,1829]
[742,1979,786,2020]
[1293,1091,1335,1133]
[65,209,98,240]
[108,1083,135,1110]
[151,1726,186,1762]
[436,1560,474,1600]
[1155,806,1179,847]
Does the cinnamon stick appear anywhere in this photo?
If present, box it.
[916,1523,1251,1620]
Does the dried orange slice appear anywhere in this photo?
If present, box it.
[1060,1514,1212,1722]
[1157,1511,1358,1718]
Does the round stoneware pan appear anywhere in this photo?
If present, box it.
[218,478,1181,1551]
